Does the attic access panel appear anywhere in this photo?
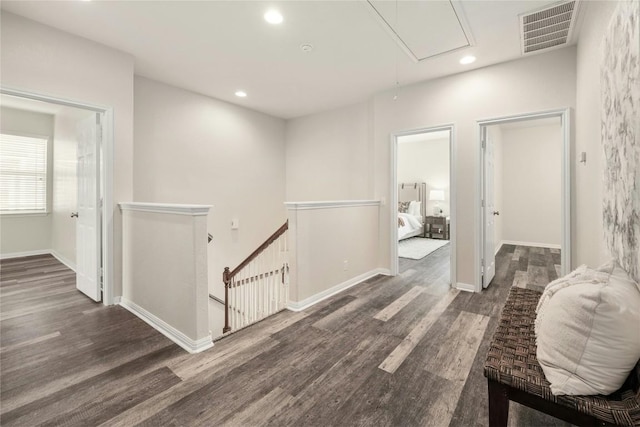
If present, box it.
[367,0,471,62]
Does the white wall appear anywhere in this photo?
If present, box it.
[121,204,211,353]
[374,47,576,287]
[397,137,450,216]
[287,202,380,307]
[575,1,619,268]
[285,102,373,201]
[489,125,504,253]
[0,107,54,256]
[499,123,562,248]
[1,12,135,301]
[133,77,286,299]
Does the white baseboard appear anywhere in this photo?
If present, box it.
[287,268,389,312]
[455,282,476,292]
[50,250,76,272]
[118,297,213,354]
[113,296,122,305]
[500,240,561,250]
[1,249,77,273]
[0,249,51,260]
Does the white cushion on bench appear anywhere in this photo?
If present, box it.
[535,260,640,395]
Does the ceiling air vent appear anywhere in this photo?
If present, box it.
[520,1,579,55]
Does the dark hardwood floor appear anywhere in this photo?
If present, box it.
[1,246,567,426]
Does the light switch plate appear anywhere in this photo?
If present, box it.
[231,218,239,229]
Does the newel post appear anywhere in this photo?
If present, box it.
[222,267,231,333]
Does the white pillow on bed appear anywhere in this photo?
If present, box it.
[408,201,421,217]
[535,261,640,395]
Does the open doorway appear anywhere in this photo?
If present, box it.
[0,90,111,303]
[478,110,570,291]
[391,125,455,290]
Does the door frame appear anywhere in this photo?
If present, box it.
[1,86,115,305]
[476,108,571,292]
[390,123,457,288]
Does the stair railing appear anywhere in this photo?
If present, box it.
[222,221,289,334]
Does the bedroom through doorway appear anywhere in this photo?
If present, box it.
[478,111,569,291]
[394,127,452,291]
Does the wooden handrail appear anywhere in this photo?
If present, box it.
[222,220,288,334]
[225,221,288,281]
[208,293,224,305]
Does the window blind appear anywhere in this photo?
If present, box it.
[0,134,48,213]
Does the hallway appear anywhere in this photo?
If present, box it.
[0,247,565,426]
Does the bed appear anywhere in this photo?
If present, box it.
[398,182,426,240]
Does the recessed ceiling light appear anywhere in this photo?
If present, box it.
[235,91,247,98]
[300,44,314,53]
[460,55,476,65]
[264,10,283,24]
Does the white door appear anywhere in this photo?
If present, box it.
[483,126,496,288]
[75,113,102,301]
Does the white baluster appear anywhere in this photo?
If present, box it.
[253,258,257,322]
[268,246,272,316]
[284,230,289,306]
[273,239,278,312]
[264,245,268,317]
[237,276,241,328]
[235,278,238,330]
[236,275,240,329]
[246,267,249,327]
[278,238,282,309]
[233,278,237,330]
[277,235,282,309]
[239,269,247,327]
[266,245,270,317]
[231,278,236,330]
[258,254,263,320]
[228,279,233,331]
[273,240,278,311]
[280,234,284,309]
[262,250,266,319]
[255,257,259,321]
[271,242,275,314]
[268,243,272,315]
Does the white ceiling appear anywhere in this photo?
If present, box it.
[367,1,471,61]
[0,1,580,119]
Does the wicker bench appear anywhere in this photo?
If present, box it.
[484,287,640,426]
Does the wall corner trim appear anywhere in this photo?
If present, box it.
[0,249,77,272]
[500,240,561,250]
[119,202,212,216]
[286,267,388,312]
[284,200,381,211]
[0,249,51,260]
[118,297,213,354]
[455,282,476,293]
[376,268,392,276]
[50,250,77,272]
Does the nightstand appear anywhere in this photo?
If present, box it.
[425,216,449,240]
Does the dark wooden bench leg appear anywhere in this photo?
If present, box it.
[488,379,509,427]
